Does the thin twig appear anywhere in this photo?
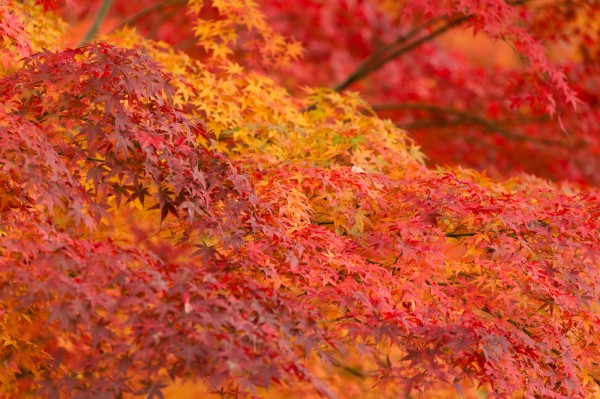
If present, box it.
[79,0,114,45]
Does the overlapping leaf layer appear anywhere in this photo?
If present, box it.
[1,2,599,398]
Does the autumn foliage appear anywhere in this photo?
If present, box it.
[1,1,600,398]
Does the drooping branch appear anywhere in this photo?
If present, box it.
[372,102,575,148]
[337,17,443,88]
[79,0,114,45]
[334,16,469,92]
[111,0,188,33]
[333,0,532,92]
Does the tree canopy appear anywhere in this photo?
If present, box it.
[1,1,599,398]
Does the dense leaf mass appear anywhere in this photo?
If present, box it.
[1,1,600,399]
[259,0,600,186]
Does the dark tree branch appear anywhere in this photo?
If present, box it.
[342,17,444,86]
[111,0,188,33]
[334,16,469,92]
[372,102,573,147]
[333,0,531,92]
[445,232,477,238]
[79,0,114,45]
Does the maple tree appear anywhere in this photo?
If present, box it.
[1,1,600,399]
[257,0,600,186]
[58,0,600,185]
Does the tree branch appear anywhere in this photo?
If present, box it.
[79,0,114,45]
[445,232,477,238]
[338,17,443,89]
[111,0,188,34]
[372,102,573,147]
[333,0,530,92]
[334,16,469,92]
